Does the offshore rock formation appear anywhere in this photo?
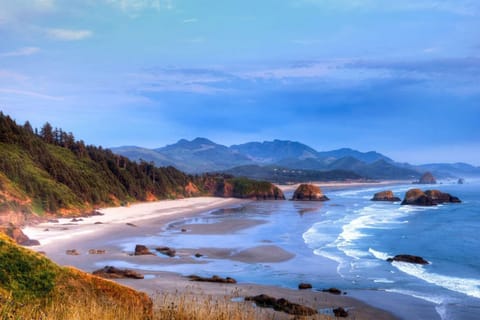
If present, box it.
[371,190,401,202]
[401,189,461,206]
[387,254,429,265]
[418,172,437,184]
[291,184,329,201]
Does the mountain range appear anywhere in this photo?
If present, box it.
[111,138,480,181]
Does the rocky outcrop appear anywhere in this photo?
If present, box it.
[401,189,461,206]
[187,275,237,284]
[333,307,349,317]
[371,190,401,202]
[418,172,437,184]
[92,266,144,279]
[298,283,312,290]
[291,184,329,201]
[134,244,154,255]
[245,294,317,316]
[0,224,40,246]
[322,288,342,295]
[387,254,429,265]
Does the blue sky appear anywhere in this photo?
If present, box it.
[1,0,479,165]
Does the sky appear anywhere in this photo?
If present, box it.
[1,0,479,165]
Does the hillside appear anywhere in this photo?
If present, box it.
[0,113,283,226]
[0,233,152,319]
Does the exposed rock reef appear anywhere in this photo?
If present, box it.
[418,172,437,184]
[92,266,144,279]
[134,244,154,256]
[187,275,237,284]
[371,190,401,202]
[401,189,461,206]
[387,254,429,265]
[245,294,317,316]
[291,184,329,201]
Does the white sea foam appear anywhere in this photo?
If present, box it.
[392,262,480,299]
[385,288,446,305]
[368,248,390,260]
[373,278,395,284]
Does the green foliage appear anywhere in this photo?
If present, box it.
[0,236,57,299]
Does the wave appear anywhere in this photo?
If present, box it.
[392,261,480,299]
[368,248,390,260]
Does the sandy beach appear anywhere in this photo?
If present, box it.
[23,195,398,319]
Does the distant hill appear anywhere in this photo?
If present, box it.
[111,138,433,179]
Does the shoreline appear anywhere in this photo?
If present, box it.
[22,193,400,319]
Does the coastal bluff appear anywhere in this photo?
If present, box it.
[401,189,461,206]
[291,184,329,201]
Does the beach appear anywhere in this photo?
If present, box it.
[23,193,398,320]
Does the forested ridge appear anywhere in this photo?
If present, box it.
[0,112,204,218]
[0,112,284,223]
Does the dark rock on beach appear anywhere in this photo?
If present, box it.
[155,246,176,257]
[298,283,313,290]
[0,224,40,246]
[134,244,154,255]
[401,189,461,206]
[93,266,144,279]
[322,288,342,295]
[371,190,401,202]
[291,184,329,201]
[387,254,429,265]
[188,275,237,284]
[245,294,317,316]
[333,307,349,317]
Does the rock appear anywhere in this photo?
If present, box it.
[88,249,106,254]
[371,190,401,202]
[126,222,137,227]
[66,249,80,255]
[94,221,103,224]
[245,294,317,316]
[134,244,154,255]
[333,307,349,317]
[155,246,176,257]
[458,178,465,184]
[48,219,59,223]
[93,266,144,279]
[0,224,40,246]
[291,184,329,201]
[71,218,83,222]
[387,254,429,265]
[194,253,203,258]
[298,283,312,290]
[322,288,342,295]
[425,190,461,203]
[401,189,461,206]
[181,228,187,232]
[188,275,237,284]
[418,172,437,184]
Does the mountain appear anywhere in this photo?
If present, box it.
[110,145,176,167]
[317,148,393,164]
[414,162,480,179]
[153,137,252,172]
[230,139,319,163]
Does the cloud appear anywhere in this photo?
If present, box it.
[0,70,30,82]
[46,28,93,41]
[182,18,198,23]
[0,88,64,101]
[0,0,55,25]
[105,0,174,13]
[0,47,40,57]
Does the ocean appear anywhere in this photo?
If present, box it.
[110,180,480,320]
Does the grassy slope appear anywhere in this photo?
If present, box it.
[0,233,152,319]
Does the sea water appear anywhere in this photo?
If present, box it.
[108,180,480,320]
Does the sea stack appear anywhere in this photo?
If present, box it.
[401,189,461,206]
[291,184,329,201]
[371,190,401,202]
[418,172,437,184]
[458,178,465,184]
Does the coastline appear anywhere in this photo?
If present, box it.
[23,193,399,319]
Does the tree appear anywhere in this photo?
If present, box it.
[40,122,54,144]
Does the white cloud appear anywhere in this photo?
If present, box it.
[0,88,64,101]
[105,0,174,13]
[46,28,93,41]
[0,0,55,25]
[182,18,198,23]
[0,47,40,57]
[0,70,30,82]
